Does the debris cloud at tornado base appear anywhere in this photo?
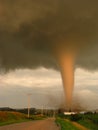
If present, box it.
[0,0,98,110]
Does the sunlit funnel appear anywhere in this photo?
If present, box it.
[55,48,75,111]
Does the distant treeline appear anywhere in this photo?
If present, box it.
[0,107,59,116]
[0,107,37,115]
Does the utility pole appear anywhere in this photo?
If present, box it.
[41,106,44,115]
[27,93,32,118]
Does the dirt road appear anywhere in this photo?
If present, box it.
[0,118,60,130]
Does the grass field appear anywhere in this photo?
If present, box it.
[0,111,47,126]
[0,111,31,126]
[58,113,98,130]
[77,114,98,130]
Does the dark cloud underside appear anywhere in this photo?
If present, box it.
[0,0,98,70]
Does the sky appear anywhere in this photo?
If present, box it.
[0,0,98,111]
[0,67,98,110]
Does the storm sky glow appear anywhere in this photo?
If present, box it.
[0,67,98,110]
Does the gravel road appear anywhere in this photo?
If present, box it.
[0,118,60,130]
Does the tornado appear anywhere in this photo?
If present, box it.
[54,45,75,111]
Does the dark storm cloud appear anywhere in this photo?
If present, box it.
[0,0,98,70]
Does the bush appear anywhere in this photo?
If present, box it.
[70,114,83,121]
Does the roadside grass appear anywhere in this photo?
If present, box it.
[56,118,79,130]
[0,111,47,126]
[70,113,98,130]
[58,113,98,130]
[0,111,31,126]
[78,119,98,130]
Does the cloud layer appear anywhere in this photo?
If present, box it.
[0,0,98,70]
